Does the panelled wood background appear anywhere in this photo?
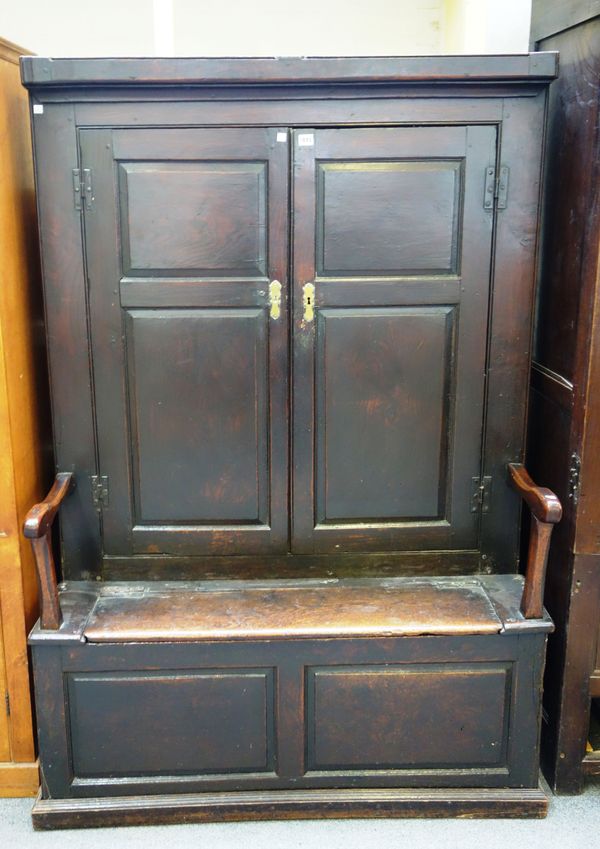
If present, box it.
[0,37,48,796]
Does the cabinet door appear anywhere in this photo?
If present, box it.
[80,128,288,556]
[292,126,496,553]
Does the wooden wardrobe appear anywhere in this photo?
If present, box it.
[529,0,600,793]
[20,54,561,828]
[0,37,49,797]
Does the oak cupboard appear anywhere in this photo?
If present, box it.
[20,54,561,828]
[0,37,49,798]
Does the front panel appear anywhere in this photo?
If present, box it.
[292,126,496,552]
[306,664,510,771]
[68,670,275,777]
[37,628,543,798]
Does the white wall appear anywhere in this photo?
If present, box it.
[443,0,532,53]
[0,0,532,57]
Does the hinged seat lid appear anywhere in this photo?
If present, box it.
[82,576,510,643]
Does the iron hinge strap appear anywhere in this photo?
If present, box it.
[483,165,509,210]
[91,475,109,510]
[568,452,581,505]
[471,476,492,513]
[72,167,94,211]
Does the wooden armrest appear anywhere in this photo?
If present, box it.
[23,472,73,630]
[508,463,562,524]
[508,463,562,620]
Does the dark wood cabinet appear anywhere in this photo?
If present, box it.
[21,54,561,828]
[529,0,600,794]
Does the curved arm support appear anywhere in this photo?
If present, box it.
[23,472,73,630]
[508,463,562,619]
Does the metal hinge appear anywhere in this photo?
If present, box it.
[471,476,492,513]
[4,691,9,717]
[568,452,581,505]
[91,475,109,510]
[483,165,509,210]
[72,167,94,211]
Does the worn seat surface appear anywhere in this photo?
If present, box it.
[35,574,552,643]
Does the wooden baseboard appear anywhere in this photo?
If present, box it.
[31,785,549,829]
[0,762,39,797]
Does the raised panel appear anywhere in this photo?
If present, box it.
[306,664,510,771]
[316,307,455,523]
[118,162,267,277]
[126,308,268,524]
[316,161,462,276]
[67,670,275,777]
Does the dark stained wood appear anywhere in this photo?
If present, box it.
[101,550,483,581]
[315,307,454,521]
[508,464,561,619]
[68,670,275,777]
[80,127,288,557]
[531,362,574,411]
[30,573,553,643]
[82,578,503,642]
[23,473,73,539]
[307,665,509,769]
[30,785,549,829]
[23,56,555,825]
[292,125,495,554]
[73,98,506,131]
[20,54,558,88]
[126,309,269,523]
[30,645,73,798]
[530,0,600,42]
[119,161,267,276]
[508,464,563,523]
[23,473,73,630]
[520,520,555,620]
[25,66,555,579]
[28,618,549,800]
[30,103,101,581]
[529,2,600,793]
[480,92,548,570]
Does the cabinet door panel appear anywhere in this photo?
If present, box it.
[316,160,461,276]
[126,309,268,527]
[316,306,455,523]
[119,161,267,277]
[292,126,496,552]
[81,128,288,556]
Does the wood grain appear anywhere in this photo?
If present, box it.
[0,35,48,779]
[20,54,558,88]
[24,473,73,630]
[83,578,503,642]
[30,785,549,829]
[0,762,39,797]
